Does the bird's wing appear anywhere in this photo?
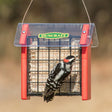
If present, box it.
[44,63,62,102]
[49,63,61,78]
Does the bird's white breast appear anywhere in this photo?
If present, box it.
[65,64,71,72]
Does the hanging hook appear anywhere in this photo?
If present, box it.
[81,0,91,23]
[22,0,34,24]
[21,0,91,24]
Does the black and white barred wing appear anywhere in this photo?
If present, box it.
[43,63,61,102]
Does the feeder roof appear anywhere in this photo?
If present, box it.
[14,23,99,48]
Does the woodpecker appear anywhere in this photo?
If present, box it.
[43,55,75,102]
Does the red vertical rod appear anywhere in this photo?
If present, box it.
[81,46,91,100]
[21,47,27,100]
[80,24,91,100]
[19,24,29,100]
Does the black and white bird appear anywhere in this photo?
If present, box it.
[43,55,75,102]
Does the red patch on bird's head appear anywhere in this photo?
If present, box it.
[64,59,69,63]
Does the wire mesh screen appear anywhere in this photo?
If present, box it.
[27,39,82,96]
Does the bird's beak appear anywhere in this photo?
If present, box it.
[69,58,75,62]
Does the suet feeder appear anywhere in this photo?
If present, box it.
[14,23,99,100]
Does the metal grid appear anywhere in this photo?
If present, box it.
[27,38,82,96]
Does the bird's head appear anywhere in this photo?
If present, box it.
[63,55,75,64]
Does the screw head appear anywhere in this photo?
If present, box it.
[22,31,26,34]
[83,31,86,34]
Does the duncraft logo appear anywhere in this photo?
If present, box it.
[38,32,69,39]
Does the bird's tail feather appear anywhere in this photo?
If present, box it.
[43,86,55,103]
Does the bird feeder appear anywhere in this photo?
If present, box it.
[14,23,98,100]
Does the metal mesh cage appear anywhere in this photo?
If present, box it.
[27,39,82,96]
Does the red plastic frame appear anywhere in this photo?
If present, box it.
[80,24,91,100]
[20,24,29,100]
